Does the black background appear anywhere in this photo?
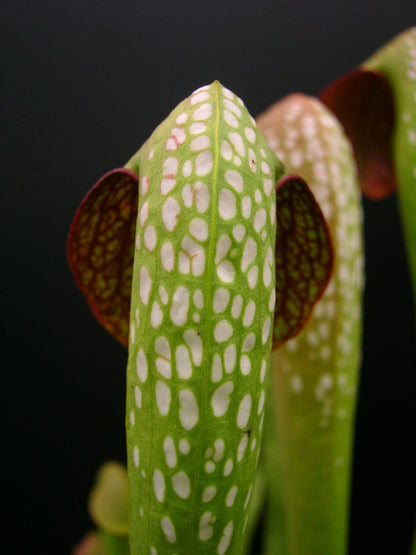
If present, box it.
[2,2,416,553]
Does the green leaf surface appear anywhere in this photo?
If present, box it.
[257,93,364,555]
[125,81,282,555]
[68,82,333,555]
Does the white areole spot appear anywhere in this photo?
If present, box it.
[163,156,179,176]
[261,161,271,174]
[155,335,171,359]
[141,175,149,195]
[240,354,251,375]
[243,301,256,327]
[202,485,217,502]
[189,217,208,241]
[191,135,211,151]
[139,201,149,226]
[170,285,190,326]
[172,471,191,499]
[162,197,180,232]
[161,241,175,272]
[217,260,235,283]
[136,349,148,383]
[182,183,193,207]
[224,98,242,117]
[268,288,276,313]
[133,446,139,468]
[191,91,210,105]
[241,195,251,219]
[215,234,232,263]
[179,438,190,455]
[244,127,256,143]
[224,343,236,373]
[231,295,243,318]
[224,110,238,127]
[144,224,157,252]
[195,150,213,176]
[193,103,212,120]
[190,121,207,134]
[262,317,271,344]
[225,169,243,192]
[237,394,252,429]
[218,521,234,554]
[247,265,259,289]
[232,224,246,243]
[290,375,303,393]
[219,188,237,220]
[155,381,171,416]
[151,301,163,328]
[214,320,233,343]
[182,159,192,177]
[241,237,257,272]
[153,469,165,503]
[139,266,152,305]
[193,289,204,309]
[179,388,199,430]
[223,458,233,476]
[212,439,225,462]
[229,132,245,156]
[163,436,177,468]
[242,333,256,352]
[135,385,142,408]
[222,87,234,99]
[194,181,210,213]
[244,485,253,509]
[225,485,238,507]
[211,353,223,383]
[166,127,186,151]
[176,112,188,124]
[175,344,193,379]
[289,149,304,169]
[205,461,215,473]
[263,246,273,287]
[180,235,206,277]
[183,329,203,366]
[263,178,273,196]
[221,140,232,160]
[199,511,214,541]
[257,390,265,414]
[161,516,176,543]
[213,288,230,313]
[160,176,176,195]
[254,208,267,231]
[159,285,168,305]
[211,381,234,417]
[237,435,248,462]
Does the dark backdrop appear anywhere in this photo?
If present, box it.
[2,2,416,553]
